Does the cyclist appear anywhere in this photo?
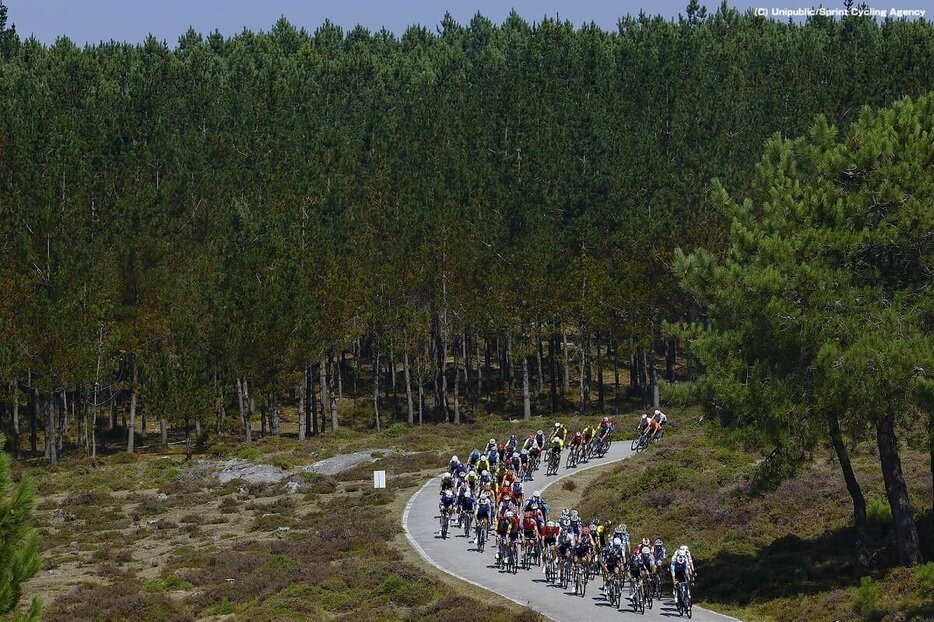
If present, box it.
[439,489,456,530]
[511,478,524,509]
[525,490,549,520]
[467,448,481,468]
[638,412,650,434]
[573,526,595,578]
[440,472,455,493]
[465,469,479,493]
[568,510,583,538]
[448,455,461,475]
[598,416,614,443]
[540,519,561,573]
[495,510,519,560]
[459,489,476,525]
[476,453,491,476]
[505,433,520,454]
[671,551,693,599]
[613,523,630,554]
[485,440,499,467]
[521,509,541,562]
[568,430,585,462]
[677,544,696,576]
[472,492,493,543]
[626,548,646,600]
[601,536,626,593]
[653,538,668,570]
[549,435,564,469]
[581,423,596,457]
[651,409,668,439]
[534,429,547,450]
[645,412,662,440]
[549,421,568,443]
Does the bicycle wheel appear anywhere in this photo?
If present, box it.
[580,569,588,597]
[602,438,612,456]
[441,513,448,539]
[630,436,642,451]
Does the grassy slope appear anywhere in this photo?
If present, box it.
[19,408,609,622]
[577,414,934,622]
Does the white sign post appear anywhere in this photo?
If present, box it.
[373,470,386,489]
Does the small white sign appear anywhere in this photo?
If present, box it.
[373,470,386,489]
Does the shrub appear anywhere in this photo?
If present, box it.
[852,576,880,618]
[143,574,193,592]
[916,562,934,592]
[866,498,892,529]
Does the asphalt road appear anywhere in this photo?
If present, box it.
[402,438,741,622]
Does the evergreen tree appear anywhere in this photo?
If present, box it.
[0,436,40,620]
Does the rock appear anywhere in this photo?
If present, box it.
[218,460,288,485]
[154,493,169,502]
[148,557,159,568]
[225,578,236,583]
[52,509,77,522]
[283,481,301,494]
[304,449,395,475]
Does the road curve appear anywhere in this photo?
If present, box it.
[402,439,741,622]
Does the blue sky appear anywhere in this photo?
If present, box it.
[4,0,933,45]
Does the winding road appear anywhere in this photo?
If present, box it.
[402,439,741,622]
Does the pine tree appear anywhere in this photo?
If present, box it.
[0,436,41,621]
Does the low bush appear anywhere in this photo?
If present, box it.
[852,576,881,618]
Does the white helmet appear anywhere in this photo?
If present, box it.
[481,470,489,477]
[553,422,561,429]
[451,455,459,463]
[505,511,514,518]
[489,438,496,445]
[537,429,543,435]
[533,490,541,497]
[679,545,689,553]
[654,409,661,416]
[546,520,555,528]
[571,510,579,519]
[613,537,622,547]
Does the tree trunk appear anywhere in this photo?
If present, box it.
[320,357,331,431]
[373,350,381,431]
[309,365,318,436]
[127,359,138,453]
[536,335,544,395]
[404,351,414,425]
[338,351,344,401]
[875,402,922,567]
[11,381,21,459]
[580,329,589,414]
[506,336,515,393]
[60,390,68,452]
[597,333,605,411]
[522,354,531,420]
[453,338,461,424]
[248,394,256,440]
[417,368,424,426]
[298,370,306,441]
[827,409,869,568]
[613,341,620,408]
[29,382,38,455]
[43,392,56,465]
[665,338,676,382]
[484,336,491,403]
[329,357,338,428]
[462,334,470,407]
[440,335,449,422]
[629,338,638,392]
[160,415,167,448]
[549,333,558,413]
[271,392,280,438]
[649,341,660,408]
[562,330,570,397]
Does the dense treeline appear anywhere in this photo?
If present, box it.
[1,2,934,461]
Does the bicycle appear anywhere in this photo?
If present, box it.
[475,520,488,552]
[573,561,589,596]
[676,580,692,618]
[507,540,519,574]
[546,449,561,475]
[544,547,558,583]
[630,576,645,614]
[462,510,473,538]
[644,574,654,609]
[565,445,580,469]
[597,434,612,457]
[560,556,573,589]
[440,507,451,539]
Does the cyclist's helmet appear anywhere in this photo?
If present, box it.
[655,538,664,546]
[601,417,609,424]
[553,422,561,429]
[533,490,541,498]
[442,472,452,479]
[444,490,454,498]
[642,537,650,547]
[468,469,477,477]
[489,438,496,445]
[675,554,686,563]
[481,470,489,477]
[654,409,661,415]
[451,455,459,463]
[537,429,543,435]
[641,545,651,555]
[546,520,555,528]
[613,537,623,547]
[561,508,570,517]
[505,511,514,518]
[678,545,689,554]
[521,448,528,455]
[571,510,579,519]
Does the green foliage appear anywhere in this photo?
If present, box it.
[0,436,41,621]
[852,576,881,618]
[916,563,934,592]
[142,574,193,593]
[866,498,893,529]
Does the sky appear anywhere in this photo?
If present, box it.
[4,0,933,45]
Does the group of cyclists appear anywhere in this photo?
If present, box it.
[435,411,697,615]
